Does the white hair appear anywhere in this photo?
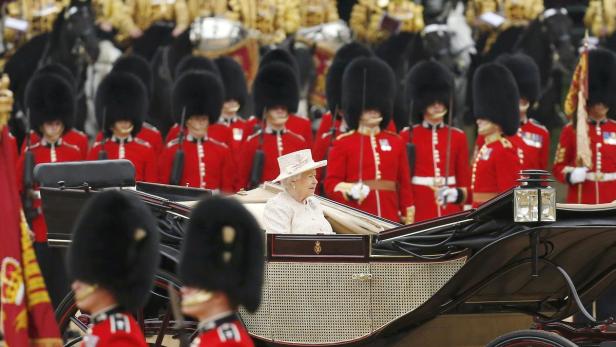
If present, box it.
[281,174,301,192]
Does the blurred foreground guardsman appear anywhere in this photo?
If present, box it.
[159,71,236,192]
[403,60,471,222]
[554,48,616,204]
[67,190,159,346]
[179,196,263,347]
[471,62,521,207]
[17,72,81,244]
[88,72,158,182]
[238,62,308,189]
[324,57,414,224]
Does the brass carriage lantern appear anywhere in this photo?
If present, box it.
[513,170,556,223]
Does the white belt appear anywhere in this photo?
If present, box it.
[411,176,456,187]
[586,172,616,182]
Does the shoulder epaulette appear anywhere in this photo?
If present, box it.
[27,142,41,150]
[134,137,152,148]
[450,126,464,134]
[383,130,400,138]
[320,131,332,140]
[70,129,87,137]
[142,122,159,132]
[208,137,229,149]
[499,137,513,148]
[62,141,80,152]
[286,130,305,142]
[246,130,262,142]
[166,138,180,148]
[109,313,131,333]
[529,119,548,131]
[336,130,355,141]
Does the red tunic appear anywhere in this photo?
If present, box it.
[400,123,471,222]
[191,314,254,347]
[475,118,550,170]
[315,112,396,142]
[5,131,18,172]
[96,122,163,154]
[324,130,414,222]
[165,123,235,149]
[159,135,236,192]
[242,114,313,146]
[87,137,158,183]
[16,139,82,242]
[237,128,308,189]
[471,135,522,207]
[24,129,89,159]
[553,120,616,204]
[81,309,147,347]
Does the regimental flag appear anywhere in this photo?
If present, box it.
[563,33,592,169]
[0,87,62,346]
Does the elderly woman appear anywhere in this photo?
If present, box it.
[263,149,334,234]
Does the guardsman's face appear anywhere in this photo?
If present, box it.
[424,102,447,121]
[187,115,209,138]
[112,120,134,137]
[266,106,289,126]
[41,120,64,142]
[589,103,609,120]
[359,110,383,128]
[72,280,116,313]
[223,100,240,115]
[519,98,530,114]
[180,287,213,319]
[476,118,500,136]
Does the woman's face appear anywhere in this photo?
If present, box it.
[290,169,317,201]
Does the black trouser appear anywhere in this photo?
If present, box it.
[34,242,70,309]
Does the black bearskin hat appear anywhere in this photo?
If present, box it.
[174,55,220,80]
[95,72,148,137]
[496,53,540,105]
[326,42,373,113]
[588,48,616,109]
[215,56,248,108]
[473,63,520,136]
[172,71,224,124]
[252,62,299,118]
[259,48,299,77]
[179,196,264,312]
[67,190,160,311]
[405,60,454,124]
[25,73,75,135]
[342,57,396,130]
[35,63,75,89]
[112,54,153,98]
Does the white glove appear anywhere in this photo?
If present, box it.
[349,183,370,203]
[569,167,588,184]
[436,187,459,205]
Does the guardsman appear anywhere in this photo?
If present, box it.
[67,190,159,347]
[214,56,249,155]
[553,48,616,204]
[299,0,339,27]
[471,62,522,207]
[22,64,89,158]
[324,57,415,224]
[179,196,263,347]
[226,0,300,45]
[350,0,424,44]
[243,49,313,146]
[475,53,550,170]
[159,71,236,192]
[313,42,373,187]
[87,72,158,182]
[403,60,471,222]
[94,55,164,154]
[17,72,81,244]
[584,0,616,39]
[238,62,309,189]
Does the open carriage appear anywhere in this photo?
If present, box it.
[37,160,616,346]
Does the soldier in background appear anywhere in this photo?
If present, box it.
[67,190,159,346]
[553,48,616,204]
[238,62,309,189]
[584,0,616,39]
[403,60,471,222]
[215,56,249,155]
[179,196,263,347]
[350,0,424,45]
[324,57,415,224]
[87,72,158,182]
[159,71,236,192]
[470,62,521,207]
[226,0,300,45]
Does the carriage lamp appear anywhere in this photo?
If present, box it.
[513,170,556,223]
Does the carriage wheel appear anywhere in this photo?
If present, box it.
[55,269,197,347]
[485,329,577,347]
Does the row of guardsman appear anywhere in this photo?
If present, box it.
[7,39,616,243]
